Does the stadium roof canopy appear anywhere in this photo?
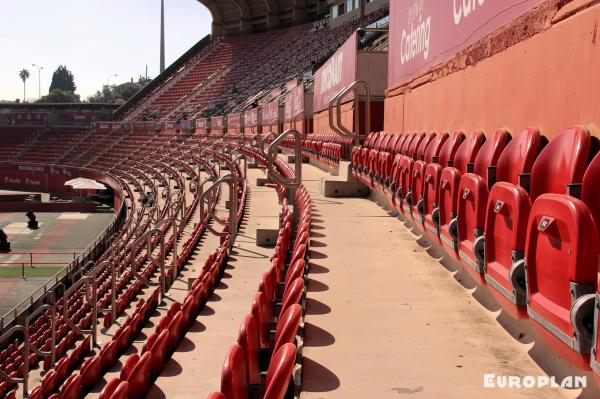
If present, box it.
[197,0,329,35]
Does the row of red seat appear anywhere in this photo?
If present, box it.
[0,135,226,397]
[350,128,600,378]
[100,240,231,399]
[207,149,312,399]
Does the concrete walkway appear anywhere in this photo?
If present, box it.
[298,162,597,399]
[146,167,280,398]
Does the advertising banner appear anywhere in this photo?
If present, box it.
[388,0,546,90]
[313,32,357,112]
[262,101,280,126]
[244,108,259,127]
[227,113,241,129]
[284,84,305,122]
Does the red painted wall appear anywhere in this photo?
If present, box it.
[384,3,600,139]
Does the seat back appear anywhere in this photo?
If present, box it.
[495,128,544,185]
[264,344,296,399]
[379,134,391,152]
[526,195,598,342]
[273,304,302,355]
[438,131,465,167]
[393,135,408,155]
[80,356,102,391]
[387,135,400,153]
[60,374,81,399]
[251,291,270,348]
[408,132,426,159]
[582,152,600,239]
[285,259,305,288]
[401,133,416,155]
[416,132,436,161]
[149,329,169,377]
[237,314,261,385]
[221,344,248,399]
[422,132,448,164]
[453,131,485,174]
[530,126,591,201]
[472,129,511,180]
[280,278,304,317]
[126,351,152,399]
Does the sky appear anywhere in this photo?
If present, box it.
[0,0,212,102]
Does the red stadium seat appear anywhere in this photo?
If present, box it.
[122,352,152,399]
[263,343,296,399]
[420,134,466,236]
[220,344,248,399]
[59,374,81,399]
[237,314,261,385]
[100,379,129,399]
[80,355,102,392]
[251,291,270,349]
[411,132,448,225]
[279,278,304,318]
[402,132,437,217]
[145,329,169,378]
[485,127,589,319]
[100,340,118,371]
[456,129,511,281]
[272,304,302,355]
[438,132,485,257]
[483,128,545,317]
[526,195,597,369]
[527,135,599,369]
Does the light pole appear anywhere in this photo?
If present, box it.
[160,0,165,73]
[32,64,43,99]
[106,74,118,102]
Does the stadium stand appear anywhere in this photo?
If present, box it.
[6,1,600,398]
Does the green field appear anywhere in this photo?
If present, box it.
[0,266,66,278]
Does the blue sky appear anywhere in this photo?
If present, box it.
[0,0,212,101]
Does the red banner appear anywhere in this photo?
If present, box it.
[14,113,46,125]
[284,84,305,122]
[196,118,207,129]
[227,113,242,129]
[262,101,280,126]
[212,116,225,129]
[244,109,259,127]
[388,0,545,90]
[313,32,357,113]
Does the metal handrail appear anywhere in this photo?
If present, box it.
[155,217,180,280]
[328,80,371,146]
[266,129,302,189]
[129,228,166,300]
[62,276,97,345]
[199,175,238,247]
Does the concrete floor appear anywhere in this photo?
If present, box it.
[145,167,281,398]
[298,162,598,399]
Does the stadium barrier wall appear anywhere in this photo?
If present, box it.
[384,0,600,139]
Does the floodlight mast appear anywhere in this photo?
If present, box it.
[160,0,166,73]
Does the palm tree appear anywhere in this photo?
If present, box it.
[19,69,30,102]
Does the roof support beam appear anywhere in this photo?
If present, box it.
[264,0,280,28]
[198,0,224,36]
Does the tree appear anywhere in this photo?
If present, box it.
[49,65,76,93]
[18,69,30,102]
[87,80,148,103]
[37,89,81,104]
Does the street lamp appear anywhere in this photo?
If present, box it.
[32,64,43,99]
[105,74,118,102]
